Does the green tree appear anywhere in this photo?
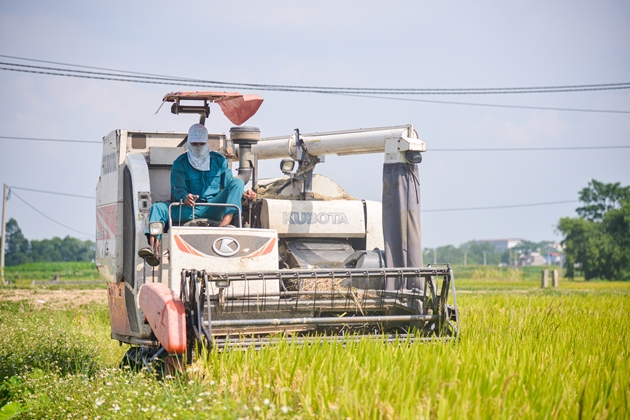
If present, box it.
[423,245,463,264]
[423,241,503,265]
[557,217,596,279]
[599,201,630,279]
[29,236,95,263]
[462,241,500,265]
[30,238,62,262]
[558,180,630,280]
[576,179,630,222]
[3,218,95,266]
[4,218,31,265]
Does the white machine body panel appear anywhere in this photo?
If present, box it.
[364,200,384,250]
[95,130,122,282]
[167,226,279,297]
[260,199,365,238]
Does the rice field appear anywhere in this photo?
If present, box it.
[0,273,629,419]
[3,261,101,284]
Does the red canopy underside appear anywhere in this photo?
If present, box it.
[216,95,264,126]
[162,91,264,125]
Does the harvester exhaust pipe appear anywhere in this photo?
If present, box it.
[230,126,260,185]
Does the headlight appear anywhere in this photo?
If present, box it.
[149,222,164,236]
[280,159,295,174]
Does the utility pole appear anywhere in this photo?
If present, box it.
[1,184,8,286]
[433,248,437,265]
[483,250,487,266]
[464,248,468,266]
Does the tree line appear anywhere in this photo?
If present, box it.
[423,180,629,280]
[423,239,556,267]
[2,218,95,266]
[558,180,629,280]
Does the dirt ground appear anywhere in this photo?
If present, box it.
[0,289,107,310]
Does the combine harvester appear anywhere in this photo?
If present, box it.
[95,92,459,371]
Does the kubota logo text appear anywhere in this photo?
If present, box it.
[282,212,349,225]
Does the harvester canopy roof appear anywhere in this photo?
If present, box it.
[162,91,264,125]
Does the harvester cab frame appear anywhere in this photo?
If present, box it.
[95,91,459,372]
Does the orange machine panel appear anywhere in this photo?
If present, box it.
[138,283,187,354]
[108,282,131,336]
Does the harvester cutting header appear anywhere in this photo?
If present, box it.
[95,91,458,371]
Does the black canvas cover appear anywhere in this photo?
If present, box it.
[382,162,424,290]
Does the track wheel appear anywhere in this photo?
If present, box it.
[120,347,143,372]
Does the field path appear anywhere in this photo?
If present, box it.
[0,289,107,309]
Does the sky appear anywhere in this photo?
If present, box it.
[0,1,628,249]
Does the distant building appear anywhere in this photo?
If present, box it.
[543,243,564,266]
[547,252,563,265]
[475,238,522,253]
[522,251,547,266]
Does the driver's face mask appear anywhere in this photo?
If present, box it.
[187,142,210,171]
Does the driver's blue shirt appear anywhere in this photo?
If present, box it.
[171,151,234,203]
[146,151,245,238]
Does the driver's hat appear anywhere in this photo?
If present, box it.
[188,124,208,143]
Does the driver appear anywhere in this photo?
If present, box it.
[138,123,256,266]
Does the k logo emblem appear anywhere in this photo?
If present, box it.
[212,237,240,257]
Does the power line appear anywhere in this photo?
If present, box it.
[10,191,93,237]
[0,62,224,86]
[3,64,628,114]
[0,53,190,79]
[422,200,579,213]
[333,93,630,115]
[0,65,200,89]
[2,62,628,94]
[10,186,95,200]
[2,55,629,94]
[8,187,579,233]
[5,184,579,233]
[0,135,100,144]
[431,145,630,152]
[2,134,628,151]
[6,182,581,214]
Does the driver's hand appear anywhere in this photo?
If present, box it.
[185,193,198,206]
[243,189,257,200]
